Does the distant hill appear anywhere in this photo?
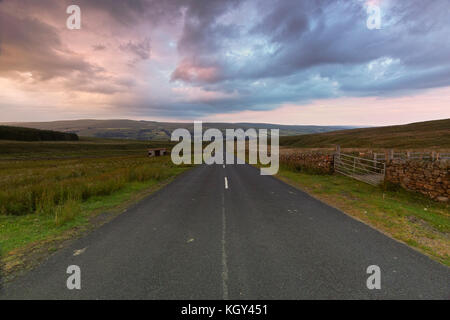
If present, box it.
[280,119,450,149]
[0,125,79,142]
[1,119,353,140]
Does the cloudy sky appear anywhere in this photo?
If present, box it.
[0,0,449,125]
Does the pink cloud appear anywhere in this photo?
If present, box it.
[171,59,221,83]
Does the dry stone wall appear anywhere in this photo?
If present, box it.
[385,159,449,202]
[280,153,334,174]
[280,150,449,202]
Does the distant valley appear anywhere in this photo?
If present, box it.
[1,119,354,141]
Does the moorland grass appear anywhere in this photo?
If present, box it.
[280,118,450,149]
[0,153,192,258]
[0,155,183,217]
[0,138,173,160]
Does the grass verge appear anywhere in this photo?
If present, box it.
[0,155,191,281]
[275,165,449,266]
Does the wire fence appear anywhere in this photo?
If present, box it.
[372,151,450,161]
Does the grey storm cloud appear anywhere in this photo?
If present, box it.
[1,0,449,118]
[172,0,450,83]
[161,0,450,117]
[0,1,135,94]
[119,38,151,61]
[0,9,99,81]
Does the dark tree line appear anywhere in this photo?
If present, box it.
[0,126,79,141]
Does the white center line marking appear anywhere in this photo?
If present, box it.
[221,192,229,300]
[224,177,228,189]
[73,247,87,256]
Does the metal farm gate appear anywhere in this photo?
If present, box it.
[334,152,385,186]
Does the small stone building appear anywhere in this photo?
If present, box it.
[148,148,167,157]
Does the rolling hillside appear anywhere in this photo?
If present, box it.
[280,119,450,149]
[1,119,352,140]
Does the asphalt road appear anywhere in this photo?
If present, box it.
[1,159,449,299]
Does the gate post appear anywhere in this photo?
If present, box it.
[334,145,340,173]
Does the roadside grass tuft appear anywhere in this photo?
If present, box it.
[54,199,81,227]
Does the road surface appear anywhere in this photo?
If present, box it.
[1,159,449,299]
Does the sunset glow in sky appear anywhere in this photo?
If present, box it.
[0,0,449,125]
